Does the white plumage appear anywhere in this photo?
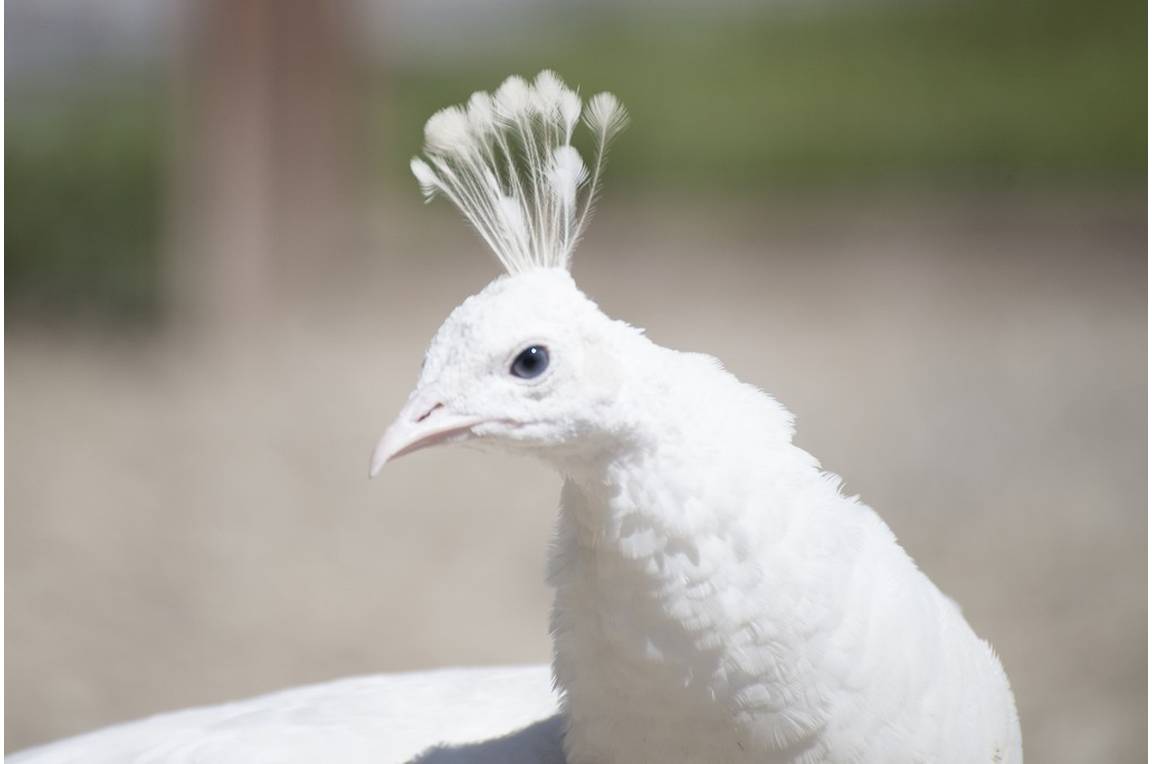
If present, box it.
[7,667,561,763]
[11,72,1021,764]
[385,71,1022,763]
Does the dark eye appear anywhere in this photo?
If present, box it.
[510,345,550,379]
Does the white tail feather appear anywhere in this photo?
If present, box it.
[411,71,628,274]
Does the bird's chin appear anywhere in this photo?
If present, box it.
[475,425,620,473]
[470,421,531,446]
[469,420,559,455]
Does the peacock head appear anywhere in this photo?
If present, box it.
[371,72,633,475]
[371,268,648,475]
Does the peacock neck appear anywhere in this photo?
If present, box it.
[546,425,839,764]
[546,378,860,764]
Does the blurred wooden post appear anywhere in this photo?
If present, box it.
[169,0,352,332]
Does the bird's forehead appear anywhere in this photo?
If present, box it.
[426,269,594,359]
[435,270,589,338]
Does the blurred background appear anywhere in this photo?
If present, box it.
[5,0,1146,759]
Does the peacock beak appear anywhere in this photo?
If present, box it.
[370,395,484,477]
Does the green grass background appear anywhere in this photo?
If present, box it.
[7,0,1145,318]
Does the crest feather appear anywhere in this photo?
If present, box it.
[410,71,628,274]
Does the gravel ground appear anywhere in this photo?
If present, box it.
[6,193,1146,760]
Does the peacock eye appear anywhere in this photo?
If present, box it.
[510,345,550,379]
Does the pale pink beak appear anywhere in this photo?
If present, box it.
[370,396,483,477]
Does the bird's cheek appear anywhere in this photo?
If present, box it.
[584,346,624,401]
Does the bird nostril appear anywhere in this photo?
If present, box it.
[415,402,444,423]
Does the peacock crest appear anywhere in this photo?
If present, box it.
[410,71,629,274]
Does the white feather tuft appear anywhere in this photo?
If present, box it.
[576,92,630,237]
[409,71,628,274]
[584,92,630,141]
[559,90,581,141]
[532,70,565,116]
[494,75,532,120]
[410,158,440,201]
[549,146,587,213]
[424,106,472,155]
[466,92,496,134]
